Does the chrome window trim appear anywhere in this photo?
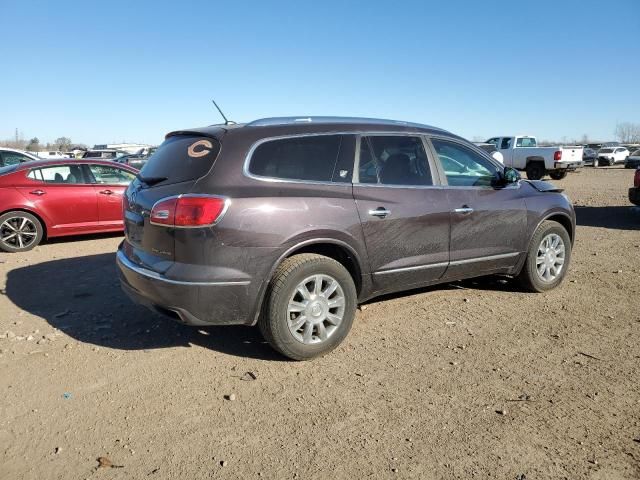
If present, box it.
[352,182,445,190]
[243,131,444,186]
[149,194,231,229]
[117,250,250,286]
[373,252,520,275]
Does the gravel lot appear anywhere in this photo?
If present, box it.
[1,167,639,480]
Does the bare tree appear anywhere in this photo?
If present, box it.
[614,122,640,143]
[55,136,72,152]
[26,137,40,151]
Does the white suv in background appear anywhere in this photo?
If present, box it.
[596,146,629,166]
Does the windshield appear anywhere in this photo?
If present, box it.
[632,150,640,156]
[599,148,613,153]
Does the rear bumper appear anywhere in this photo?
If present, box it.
[555,161,582,170]
[629,187,640,206]
[116,249,255,326]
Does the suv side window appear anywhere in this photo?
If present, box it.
[358,136,433,186]
[249,135,343,182]
[431,138,499,187]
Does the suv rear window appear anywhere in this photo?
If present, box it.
[139,135,221,186]
[248,135,344,182]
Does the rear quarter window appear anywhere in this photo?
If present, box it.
[248,135,345,182]
[139,135,221,185]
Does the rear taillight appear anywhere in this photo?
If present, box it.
[150,195,228,227]
[554,151,562,161]
[634,169,640,188]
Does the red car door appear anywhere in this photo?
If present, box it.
[87,164,137,228]
[16,164,100,235]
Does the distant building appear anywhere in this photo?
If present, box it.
[93,143,153,154]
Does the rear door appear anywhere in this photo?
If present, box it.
[17,164,99,233]
[353,135,450,294]
[86,164,136,227]
[428,137,526,278]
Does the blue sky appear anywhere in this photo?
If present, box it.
[1,0,638,146]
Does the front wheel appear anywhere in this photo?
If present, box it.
[0,211,44,253]
[258,253,357,360]
[593,158,599,167]
[549,171,568,180]
[517,220,571,292]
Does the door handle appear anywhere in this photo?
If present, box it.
[454,206,474,215]
[29,190,46,196]
[99,190,114,195]
[369,207,391,218]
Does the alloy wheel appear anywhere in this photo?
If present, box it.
[0,216,38,250]
[536,233,565,282]
[287,274,346,345]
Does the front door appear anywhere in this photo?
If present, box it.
[428,137,527,279]
[353,135,450,294]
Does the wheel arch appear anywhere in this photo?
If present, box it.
[0,208,48,239]
[526,156,545,164]
[249,238,366,326]
[538,212,575,245]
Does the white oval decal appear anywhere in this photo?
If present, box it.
[188,139,213,158]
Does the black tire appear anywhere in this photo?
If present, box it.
[258,253,357,360]
[549,171,568,180]
[517,220,571,293]
[525,162,545,180]
[0,211,44,253]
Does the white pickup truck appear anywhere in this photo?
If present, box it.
[485,136,583,180]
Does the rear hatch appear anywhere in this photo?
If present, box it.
[122,133,222,269]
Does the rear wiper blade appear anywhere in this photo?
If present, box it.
[136,174,167,186]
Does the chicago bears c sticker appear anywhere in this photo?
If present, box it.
[188,139,213,158]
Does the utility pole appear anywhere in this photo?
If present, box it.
[15,128,18,144]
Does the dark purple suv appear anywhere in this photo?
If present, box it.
[117,117,575,360]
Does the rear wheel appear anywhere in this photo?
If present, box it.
[259,253,357,360]
[526,162,545,180]
[593,157,599,167]
[0,211,44,253]
[549,170,568,180]
[517,220,571,292]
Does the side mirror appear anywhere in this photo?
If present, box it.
[504,167,521,184]
[493,167,520,187]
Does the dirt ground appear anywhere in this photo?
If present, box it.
[1,167,639,480]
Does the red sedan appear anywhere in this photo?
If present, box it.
[0,159,138,252]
